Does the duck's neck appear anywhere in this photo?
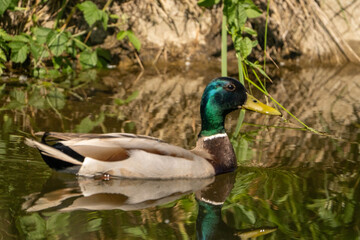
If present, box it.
[195,133,237,175]
[199,95,228,137]
[199,113,226,137]
[197,94,237,174]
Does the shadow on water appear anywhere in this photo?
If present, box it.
[0,61,359,239]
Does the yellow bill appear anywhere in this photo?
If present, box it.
[241,93,281,116]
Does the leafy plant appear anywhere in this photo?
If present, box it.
[77,1,108,30]
[198,0,319,134]
[0,0,141,77]
[0,85,66,112]
[0,0,18,16]
[223,0,261,61]
[0,33,9,74]
[117,30,141,52]
[75,112,105,133]
[114,90,139,106]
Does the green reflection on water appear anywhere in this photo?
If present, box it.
[224,167,360,239]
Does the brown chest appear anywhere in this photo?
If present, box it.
[196,134,237,175]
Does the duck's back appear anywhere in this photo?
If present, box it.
[26,132,215,179]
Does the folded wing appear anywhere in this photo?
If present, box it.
[26,132,215,179]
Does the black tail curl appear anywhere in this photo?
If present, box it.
[39,132,85,171]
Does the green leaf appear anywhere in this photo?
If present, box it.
[47,69,61,78]
[0,0,12,16]
[245,60,272,81]
[32,27,52,44]
[246,8,262,18]
[224,1,248,33]
[223,3,236,28]
[0,38,9,53]
[65,39,77,57]
[242,27,257,36]
[109,14,119,19]
[236,5,248,29]
[28,90,46,109]
[126,31,141,51]
[9,41,29,63]
[0,64,4,75]
[4,89,26,110]
[0,48,7,61]
[12,34,30,43]
[79,50,98,69]
[32,68,47,78]
[47,31,68,56]
[116,31,127,41]
[52,56,71,70]
[123,121,136,133]
[0,29,12,41]
[197,0,220,8]
[235,37,253,59]
[8,41,24,50]
[46,89,65,110]
[251,39,258,47]
[29,39,48,61]
[244,0,262,18]
[0,83,5,95]
[117,30,141,51]
[77,69,97,83]
[75,112,105,133]
[73,36,87,51]
[1,114,12,133]
[96,48,111,68]
[115,90,139,105]
[77,1,106,27]
[101,12,108,30]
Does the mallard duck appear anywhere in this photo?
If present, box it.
[26,77,281,179]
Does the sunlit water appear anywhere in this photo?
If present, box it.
[0,62,359,239]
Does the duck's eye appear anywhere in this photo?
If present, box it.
[224,83,236,92]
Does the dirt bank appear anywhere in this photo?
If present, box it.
[1,0,359,67]
[112,0,360,65]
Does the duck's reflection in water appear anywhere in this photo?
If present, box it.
[196,172,276,239]
[23,173,214,211]
[23,172,276,239]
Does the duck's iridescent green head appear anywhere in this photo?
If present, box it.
[199,77,281,137]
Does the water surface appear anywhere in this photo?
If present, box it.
[0,62,359,239]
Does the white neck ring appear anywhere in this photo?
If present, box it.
[203,133,228,141]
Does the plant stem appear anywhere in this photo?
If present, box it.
[102,0,113,10]
[245,76,320,134]
[60,5,77,31]
[252,68,268,93]
[234,109,246,137]
[263,0,270,87]
[234,45,245,136]
[54,0,69,29]
[238,54,244,85]
[221,14,227,77]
